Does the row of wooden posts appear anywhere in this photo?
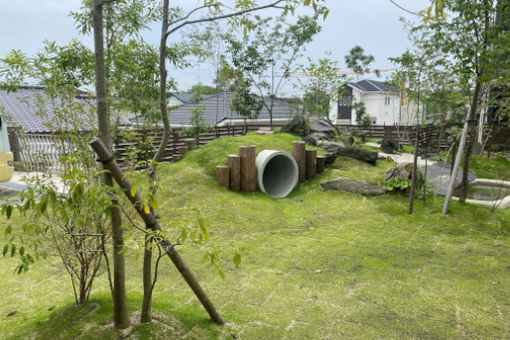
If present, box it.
[216,141,327,192]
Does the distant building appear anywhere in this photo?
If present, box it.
[0,85,129,133]
[329,79,421,126]
[167,92,193,108]
[169,92,300,127]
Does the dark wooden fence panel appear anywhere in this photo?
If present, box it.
[7,122,509,172]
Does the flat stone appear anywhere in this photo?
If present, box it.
[321,176,386,196]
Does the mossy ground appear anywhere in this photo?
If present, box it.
[1,133,509,339]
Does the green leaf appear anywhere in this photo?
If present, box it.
[233,252,241,267]
[6,205,12,219]
[217,267,225,279]
[150,198,158,210]
[3,244,8,256]
[19,246,24,256]
[5,225,11,237]
[130,186,136,197]
[10,244,16,257]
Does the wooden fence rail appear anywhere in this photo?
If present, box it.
[7,123,509,173]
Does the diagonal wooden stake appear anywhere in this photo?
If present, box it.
[90,138,225,325]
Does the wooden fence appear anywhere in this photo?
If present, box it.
[7,123,509,172]
[7,125,247,172]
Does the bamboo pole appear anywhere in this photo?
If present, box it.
[216,165,229,189]
[306,149,317,180]
[292,141,306,182]
[239,146,256,192]
[90,138,225,325]
[227,155,241,192]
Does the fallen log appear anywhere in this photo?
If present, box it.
[321,143,378,166]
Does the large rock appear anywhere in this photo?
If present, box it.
[418,161,476,195]
[280,115,309,137]
[321,177,385,196]
[302,132,329,146]
[380,139,401,154]
[322,143,378,165]
[309,119,336,134]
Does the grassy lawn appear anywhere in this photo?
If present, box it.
[1,133,510,339]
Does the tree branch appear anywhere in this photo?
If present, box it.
[168,4,218,26]
[388,0,423,17]
[166,0,285,37]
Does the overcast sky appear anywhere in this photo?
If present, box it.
[0,0,430,94]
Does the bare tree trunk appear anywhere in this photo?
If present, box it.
[408,125,420,215]
[92,0,129,329]
[142,0,171,323]
[442,108,473,215]
[459,81,482,202]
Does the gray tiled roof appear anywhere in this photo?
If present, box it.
[169,92,300,126]
[0,86,128,133]
[348,79,397,92]
[169,92,193,104]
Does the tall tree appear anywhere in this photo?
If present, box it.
[344,45,378,80]
[404,0,510,213]
[91,0,130,329]
[141,0,328,322]
[226,14,322,127]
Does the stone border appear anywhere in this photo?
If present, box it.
[453,179,510,209]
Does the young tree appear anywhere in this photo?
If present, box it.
[91,0,130,329]
[345,45,378,125]
[226,14,322,127]
[299,55,344,121]
[345,45,379,80]
[142,0,328,323]
[406,0,510,213]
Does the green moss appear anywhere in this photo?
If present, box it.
[1,133,509,339]
[469,155,510,181]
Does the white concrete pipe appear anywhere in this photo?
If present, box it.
[255,150,299,198]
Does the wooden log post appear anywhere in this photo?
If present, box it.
[306,149,317,180]
[177,146,189,155]
[239,145,256,192]
[216,165,229,190]
[90,138,225,325]
[292,141,306,182]
[227,155,241,192]
[316,156,326,174]
[183,138,197,150]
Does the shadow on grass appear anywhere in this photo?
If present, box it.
[9,292,225,340]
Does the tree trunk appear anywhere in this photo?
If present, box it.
[142,0,171,323]
[459,81,482,202]
[92,0,129,329]
[408,126,420,215]
[442,108,473,215]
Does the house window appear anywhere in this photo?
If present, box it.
[339,96,352,106]
[384,97,391,106]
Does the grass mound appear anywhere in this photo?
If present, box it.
[1,133,510,339]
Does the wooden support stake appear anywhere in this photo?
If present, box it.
[90,138,225,325]
[227,155,241,192]
[306,149,317,180]
[316,156,326,174]
[216,165,229,190]
[183,138,197,150]
[239,145,256,192]
[292,141,306,182]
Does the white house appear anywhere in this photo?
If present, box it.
[329,79,421,126]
